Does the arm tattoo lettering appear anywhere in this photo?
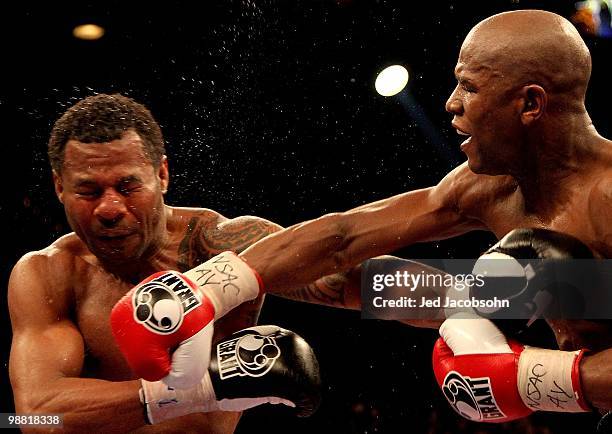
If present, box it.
[279,272,349,307]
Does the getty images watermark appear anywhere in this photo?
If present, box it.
[370,269,501,309]
[360,257,612,321]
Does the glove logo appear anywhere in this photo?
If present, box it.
[442,372,505,422]
[132,272,202,334]
[216,331,281,380]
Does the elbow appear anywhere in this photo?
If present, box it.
[15,392,48,418]
[14,393,64,434]
[14,392,42,415]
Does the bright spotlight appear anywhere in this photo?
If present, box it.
[375,65,409,97]
[73,24,105,41]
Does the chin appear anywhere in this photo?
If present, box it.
[466,157,486,174]
[91,243,144,265]
[466,156,506,176]
[96,250,136,265]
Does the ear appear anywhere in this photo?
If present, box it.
[52,170,64,204]
[520,85,547,126]
[158,155,169,194]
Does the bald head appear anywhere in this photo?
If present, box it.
[461,10,591,102]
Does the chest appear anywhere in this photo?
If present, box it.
[469,184,612,349]
[75,273,135,380]
[482,187,605,254]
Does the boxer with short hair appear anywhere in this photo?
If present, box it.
[164,9,611,425]
[8,93,320,433]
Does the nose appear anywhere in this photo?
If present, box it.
[94,190,127,226]
[445,87,463,115]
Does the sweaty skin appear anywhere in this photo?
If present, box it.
[9,133,281,434]
[239,11,612,411]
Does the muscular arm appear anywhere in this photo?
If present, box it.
[580,350,612,410]
[242,164,485,295]
[276,267,361,310]
[277,256,446,329]
[9,254,144,434]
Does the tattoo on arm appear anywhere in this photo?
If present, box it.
[279,273,349,307]
[203,217,279,253]
[177,214,279,271]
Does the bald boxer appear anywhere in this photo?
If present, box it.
[181,9,612,420]
[8,94,319,433]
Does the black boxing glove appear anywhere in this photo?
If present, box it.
[140,325,321,423]
[469,228,595,333]
[208,325,321,417]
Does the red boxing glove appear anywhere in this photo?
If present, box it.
[111,251,263,389]
[432,318,590,423]
[111,270,215,388]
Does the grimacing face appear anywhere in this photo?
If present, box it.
[53,131,169,264]
[446,40,525,175]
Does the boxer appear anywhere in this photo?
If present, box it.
[9,94,319,433]
[152,9,612,426]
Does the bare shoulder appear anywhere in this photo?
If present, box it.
[9,234,80,322]
[586,170,612,258]
[437,162,517,217]
[588,172,612,215]
[174,207,282,269]
[11,233,80,284]
[591,170,612,196]
[588,172,612,242]
[207,214,282,253]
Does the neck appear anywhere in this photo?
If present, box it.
[512,115,601,215]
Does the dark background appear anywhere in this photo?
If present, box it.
[1,1,610,432]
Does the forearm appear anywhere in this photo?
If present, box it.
[277,276,444,329]
[241,212,352,295]
[273,257,452,331]
[242,210,429,294]
[241,188,476,296]
[580,348,612,411]
[273,269,360,309]
[16,378,143,434]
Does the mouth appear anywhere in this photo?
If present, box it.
[451,122,471,137]
[451,122,472,150]
[97,231,135,242]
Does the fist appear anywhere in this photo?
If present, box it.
[111,271,215,388]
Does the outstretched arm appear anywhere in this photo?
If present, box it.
[277,256,447,329]
[242,164,485,295]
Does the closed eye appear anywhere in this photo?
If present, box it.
[117,176,144,196]
[459,81,476,93]
[118,186,141,196]
[76,191,100,198]
[117,182,142,196]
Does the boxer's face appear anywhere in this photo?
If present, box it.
[446,36,524,175]
[53,130,169,264]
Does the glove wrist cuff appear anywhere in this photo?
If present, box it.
[572,349,592,412]
[517,346,590,413]
[184,251,262,319]
[141,376,215,424]
[198,371,221,413]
